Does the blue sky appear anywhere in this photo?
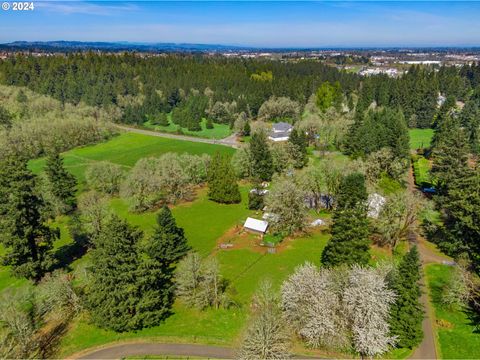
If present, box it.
[1,1,479,47]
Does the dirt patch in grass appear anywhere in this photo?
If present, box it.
[436,318,454,329]
[215,226,266,254]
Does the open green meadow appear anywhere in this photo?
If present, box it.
[4,131,333,357]
[144,117,232,140]
[409,129,434,150]
[413,156,434,187]
[1,131,413,358]
[28,132,234,183]
[426,264,480,359]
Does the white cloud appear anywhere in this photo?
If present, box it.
[35,1,138,16]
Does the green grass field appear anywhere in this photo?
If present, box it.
[409,129,434,150]
[413,156,433,187]
[144,117,232,140]
[426,264,480,359]
[2,131,415,358]
[29,132,234,184]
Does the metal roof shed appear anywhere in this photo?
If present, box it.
[244,217,269,234]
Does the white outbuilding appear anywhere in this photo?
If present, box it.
[310,218,326,227]
[244,217,269,235]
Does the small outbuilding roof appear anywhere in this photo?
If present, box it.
[310,219,326,227]
[244,217,269,233]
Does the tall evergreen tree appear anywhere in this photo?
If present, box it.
[44,151,77,212]
[0,105,13,128]
[0,156,57,280]
[87,214,143,332]
[389,246,423,348]
[207,153,241,204]
[136,206,190,328]
[460,100,480,154]
[336,172,368,210]
[443,168,480,268]
[249,131,274,181]
[321,173,370,267]
[321,206,371,267]
[288,128,308,168]
[431,118,471,202]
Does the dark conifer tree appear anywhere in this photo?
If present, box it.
[321,206,370,267]
[243,121,251,136]
[460,100,480,154]
[208,153,241,204]
[0,156,57,280]
[206,117,214,129]
[321,172,370,267]
[288,128,308,168]
[151,112,169,126]
[389,246,423,348]
[87,214,143,332]
[335,172,368,210]
[431,118,470,202]
[250,131,274,181]
[443,168,480,267]
[0,105,12,128]
[136,205,190,327]
[45,151,77,212]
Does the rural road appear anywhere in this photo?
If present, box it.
[75,343,234,359]
[407,165,444,360]
[115,125,240,148]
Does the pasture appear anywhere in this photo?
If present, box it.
[29,132,234,183]
[409,128,434,150]
[426,264,480,359]
[413,155,434,187]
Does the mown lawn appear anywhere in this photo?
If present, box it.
[426,264,480,359]
[144,117,232,140]
[413,156,433,187]
[409,128,434,150]
[57,230,330,357]
[110,186,253,256]
[29,132,234,183]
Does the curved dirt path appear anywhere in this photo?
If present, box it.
[407,164,444,360]
[115,125,240,148]
[74,343,234,359]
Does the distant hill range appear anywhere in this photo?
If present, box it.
[0,41,260,53]
[1,41,479,54]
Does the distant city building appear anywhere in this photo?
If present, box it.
[359,67,399,77]
[268,122,293,142]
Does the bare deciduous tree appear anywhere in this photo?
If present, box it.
[176,252,232,310]
[78,190,109,239]
[0,291,38,359]
[258,96,300,123]
[85,161,125,194]
[239,280,291,360]
[264,176,307,235]
[374,192,423,252]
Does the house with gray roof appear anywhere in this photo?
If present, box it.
[268,122,293,142]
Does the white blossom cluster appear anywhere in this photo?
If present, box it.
[281,262,397,357]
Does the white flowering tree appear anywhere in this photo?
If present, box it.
[343,265,397,358]
[281,262,348,349]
